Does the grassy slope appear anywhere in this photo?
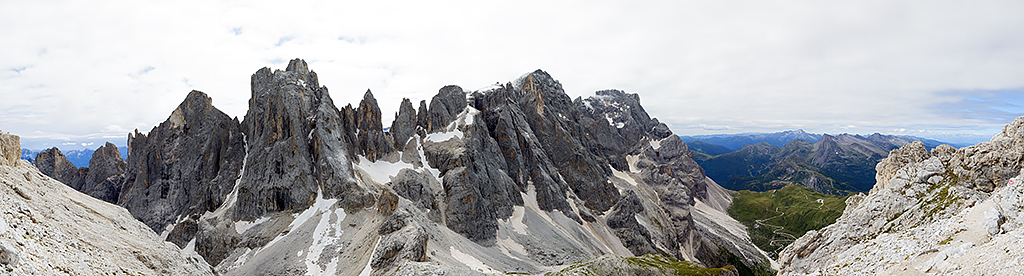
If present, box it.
[727,184,849,258]
[545,254,737,276]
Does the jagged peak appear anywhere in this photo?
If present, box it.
[285,58,309,75]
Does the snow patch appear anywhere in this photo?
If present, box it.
[234,216,270,235]
[355,156,416,185]
[611,165,639,187]
[425,130,463,143]
[507,206,528,235]
[303,207,346,276]
[626,154,641,173]
[649,137,664,151]
[290,188,339,233]
[183,237,197,254]
[450,246,496,273]
[475,83,503,93]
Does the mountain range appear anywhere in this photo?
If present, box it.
[21,147,127,168]
[681,130,962,152]
[0,59,768,275]
[691,132,961,195]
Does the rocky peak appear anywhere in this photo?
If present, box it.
[33,147,84,190]
[356,89,394,161]
[80,142,126,203]
[237,58,368,221]
[121,89,246,234]
[425,85,467,133]
[390,98,417,150]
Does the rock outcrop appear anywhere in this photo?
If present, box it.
[0,132,214,275]
[0,131,18,167]
[778,116,1024,275]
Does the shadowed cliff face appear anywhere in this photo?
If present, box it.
[120,90,247,233]
[236,59,370,222]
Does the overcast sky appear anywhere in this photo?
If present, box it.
[3,0,1023,150]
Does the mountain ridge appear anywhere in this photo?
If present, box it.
[697,132,957,195]
[8,59,770,275]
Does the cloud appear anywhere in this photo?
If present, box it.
[1,0,1024,150]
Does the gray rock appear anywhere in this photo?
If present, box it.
[481,96,574,217]
[512,71,618,213]
[390,168,438,212]
[605,190,659,256]
[985,206,1003,235]
[0,240,18,267]
[167,216,200,249]
[196,220,241,267]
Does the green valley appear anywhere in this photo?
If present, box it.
[727,184,849,258]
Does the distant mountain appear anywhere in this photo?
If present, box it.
[697,133,942,195]
[682,130,956,155]
[681,130,823,151]
[686,139,733,156]
[21,146,127,167]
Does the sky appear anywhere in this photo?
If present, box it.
[3,0,1024,150]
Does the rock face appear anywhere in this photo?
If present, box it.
[0,133,214,275]
[778,116,1024,275]
[236,59,370,222]
[120,90,247,236]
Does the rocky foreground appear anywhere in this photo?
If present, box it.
[778,117,1024,275]
[0,131,214,275]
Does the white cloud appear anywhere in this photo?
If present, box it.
[2,0,1024,150]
